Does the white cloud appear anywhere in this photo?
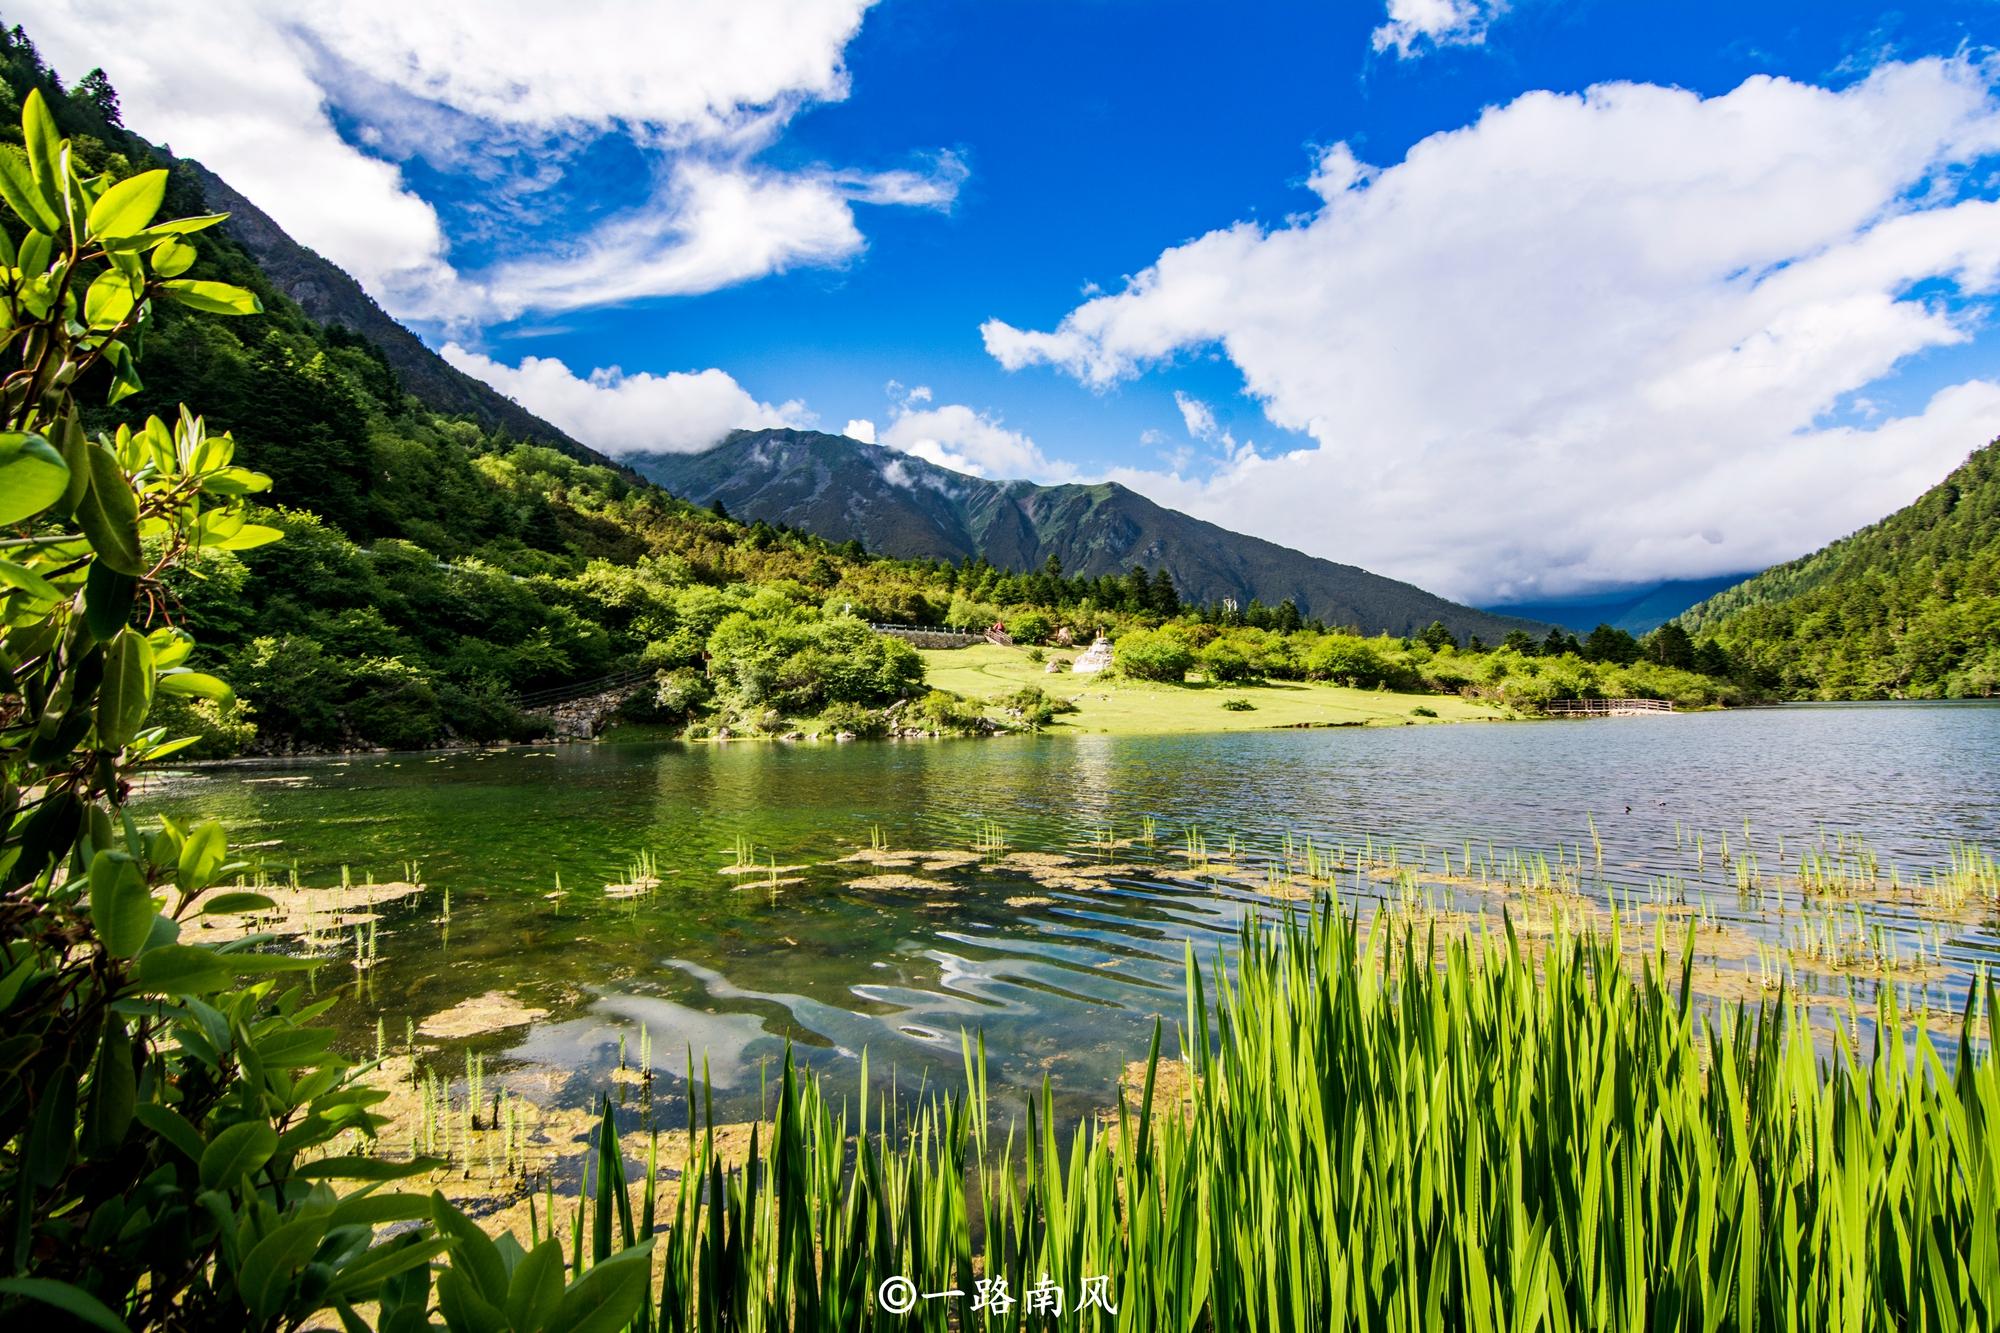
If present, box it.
[1372,0,1506,59]
[843,419,879,444]
[877,403,1074,481]
[441,345,808,456]
[480,162,862,316]
[984,59,2000,601]
[27,1,955,324]
[1174,392,1219,441]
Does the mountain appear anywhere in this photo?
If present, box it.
[634,430,1549,640]
[166,157,614,470]
[1675,439,2000,698]
[1485,573,1752,636]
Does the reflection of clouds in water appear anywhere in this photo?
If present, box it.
[1063,735,1118,826]
[509,993,778,1089]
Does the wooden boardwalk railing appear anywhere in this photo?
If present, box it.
[869,624,985,649]
[513,667,656,711]
[1542,698,1675,717]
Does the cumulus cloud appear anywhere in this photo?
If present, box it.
[441,345,808,456]
[877,402,1074,481]
[843,418,879,444]
[984,59,2000,602]
[27,1,956,324]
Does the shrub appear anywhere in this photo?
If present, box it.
[1221,696,1256,711]
[1305,634,1392,687]
[816,700,884,738]
[147,692,260,758]
[1116,628,1195,682]
[1412,705,1439,718]
[996,683,1077,729]
[1007,609,1054,644]
[1201,640,1259,684]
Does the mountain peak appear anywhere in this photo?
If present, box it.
[636,429,1547,639]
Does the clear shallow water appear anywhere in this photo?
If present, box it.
[136,702,2000,1124]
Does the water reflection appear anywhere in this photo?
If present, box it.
[137,701,2000,1119]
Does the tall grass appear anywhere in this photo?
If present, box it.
[534,907,1996,1329]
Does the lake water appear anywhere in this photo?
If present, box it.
[136,702,2000,1127]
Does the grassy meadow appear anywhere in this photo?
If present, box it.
[920,643,1516,733]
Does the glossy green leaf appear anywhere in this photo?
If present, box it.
[85,169,167,241]
[545,1242,654,1333]
[151,235,196,277]
[506,1240,567,1333]
[177,820,227,892]
[328,1193,437,1229]
[83,560,136,641]
[26,1065,76,1186]
[297,1155,447,1181]
[83,1015,135,1154]
[96,628,155,748]
[431,1192,508,1306]
[155,671,233,703]
[0,558,62,603]
[21,90,64,194]
[238,1210,330,1320]
[158,280,262,316]
[89,851,155,957]
[0,432,70,526]
[83,267,139,329]
[200,1120,279,1190]
[130,1103,206,1164]
[0,144,60,234]
[211,522,283,551]
[0,1278,132,1333]
[75,444,144,575]
[200,891,275,916]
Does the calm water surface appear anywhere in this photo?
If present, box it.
[136,702,2000,1124]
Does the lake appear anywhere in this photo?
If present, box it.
[136,701,2000,1131]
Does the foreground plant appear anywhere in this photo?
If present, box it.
[0,90,647,1331]
[581,906,1995,1331]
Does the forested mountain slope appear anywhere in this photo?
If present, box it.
[637,429,1550,640]
[1675,439,2000,697]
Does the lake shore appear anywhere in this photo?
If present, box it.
[918,643,1521,734]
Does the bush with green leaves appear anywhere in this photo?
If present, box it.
[0,91,650,1332]
[1113,627,1195,682]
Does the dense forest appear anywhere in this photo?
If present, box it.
[1,29,1752,753]
[1677,438,2000,699]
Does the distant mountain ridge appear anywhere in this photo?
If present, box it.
[1674,438,2000,697]
[167,156,618,471]
[634,430,1549,640]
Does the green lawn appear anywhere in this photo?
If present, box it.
[921,644,1518,734]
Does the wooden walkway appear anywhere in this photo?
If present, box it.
[1542,698,1675,717]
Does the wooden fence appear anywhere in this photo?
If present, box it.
[868,624,986,649]
[1541,698,1675,717]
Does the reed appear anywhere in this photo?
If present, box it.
[540,906,1996,1330]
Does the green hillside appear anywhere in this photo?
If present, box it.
[1676,439,2000,698]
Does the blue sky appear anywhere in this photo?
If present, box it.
[27,0,2000,605]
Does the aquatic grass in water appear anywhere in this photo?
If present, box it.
[531,907,1997,1329]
